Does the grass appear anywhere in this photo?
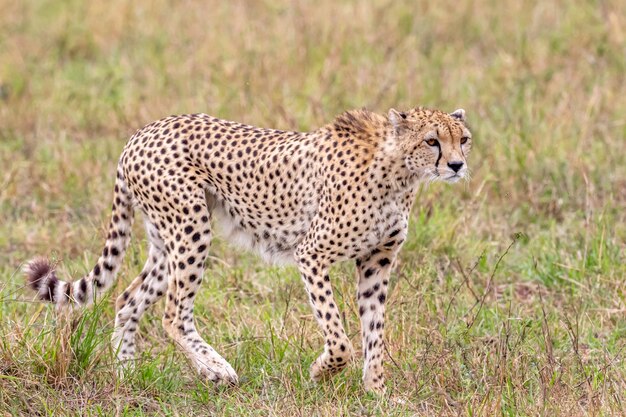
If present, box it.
[1,0,626,415]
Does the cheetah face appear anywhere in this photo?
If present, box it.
[389,107,472,184]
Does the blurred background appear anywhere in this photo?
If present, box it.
[1,0,625,415]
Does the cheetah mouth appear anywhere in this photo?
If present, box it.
[444,174,462,183]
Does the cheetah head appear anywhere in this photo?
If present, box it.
[389,107,472,184]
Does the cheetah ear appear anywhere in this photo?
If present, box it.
[388,108,408,133]
[450,109,466,122]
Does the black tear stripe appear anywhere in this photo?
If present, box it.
[434,143,442,168]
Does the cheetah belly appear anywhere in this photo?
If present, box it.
[211,198,316,265]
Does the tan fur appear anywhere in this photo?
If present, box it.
[24,106,472,393]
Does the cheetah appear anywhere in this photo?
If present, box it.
[24,106,472,393]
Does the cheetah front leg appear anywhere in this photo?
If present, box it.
[356,244,401,394]
[295,248,354,382]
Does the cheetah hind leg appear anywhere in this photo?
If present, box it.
[112,222,168,376]
[160,194,238,386]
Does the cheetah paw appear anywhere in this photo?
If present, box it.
[363,374,386,395]
[310,352,350,382]
[196,359,239,386]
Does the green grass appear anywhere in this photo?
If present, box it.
[1,0,626,415]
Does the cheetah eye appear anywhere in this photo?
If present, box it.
[425,138,438,147]
[460,137,470,145]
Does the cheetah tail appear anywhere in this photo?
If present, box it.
[24,167,135,308]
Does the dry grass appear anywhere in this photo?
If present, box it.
[1,0,626,415]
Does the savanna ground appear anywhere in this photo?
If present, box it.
[1,0,625,415]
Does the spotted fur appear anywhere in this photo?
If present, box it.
[24,106,472,392]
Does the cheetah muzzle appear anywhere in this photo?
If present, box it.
[24,106,472,393]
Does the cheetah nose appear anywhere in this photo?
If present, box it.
[447,161,464,173]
